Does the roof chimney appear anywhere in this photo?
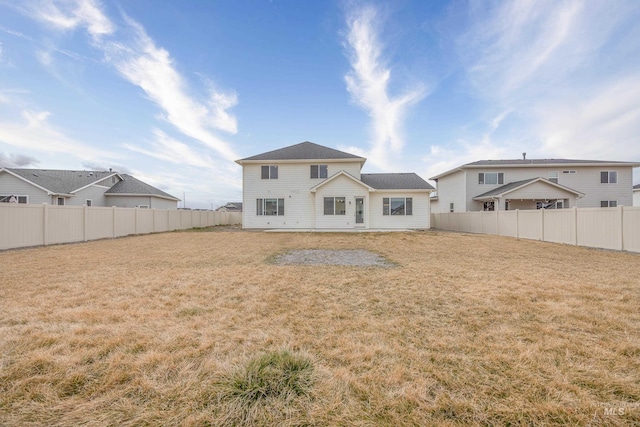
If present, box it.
[522,152,527,160]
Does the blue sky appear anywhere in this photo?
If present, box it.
[1,0,639,209]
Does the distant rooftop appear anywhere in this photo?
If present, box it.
[236,141,365,162]
[361,173,434,190]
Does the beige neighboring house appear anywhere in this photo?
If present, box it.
[216,202,243,212]
[0,168,180,209]
[634,184,640,207]
[236,141,434,229]
[430,157,640,212]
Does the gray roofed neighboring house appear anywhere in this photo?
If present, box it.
[216,202,243,212]
[236,141,365,162]
[360,173,434,190]
[473,177,583,200]
[634,184,640,190]
[0,167,179,209]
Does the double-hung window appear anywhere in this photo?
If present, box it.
[600,200,617,207]
[478,172,504,185]
[256,198,285,216]
[383,197,413,216]
[600,171,617,184]
[323,197,346,215]
[310,165,328,179]
[548,171,559,183]
[261,165,278,179]
[0,195,28,203]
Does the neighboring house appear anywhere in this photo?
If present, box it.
[634,184,640,207]
[216,202,243,212]
[235,141,434,229]
[430,157,640,212]
[0,168,180,209]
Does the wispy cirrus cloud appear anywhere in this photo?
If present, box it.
[16,0,239,162]
[0,109,119,162]
[343,3,427,170]
[448,0,640,165]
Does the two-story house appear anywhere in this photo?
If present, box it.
[0,168,180,209]
[235,141,434,229]
[430,156,640,212]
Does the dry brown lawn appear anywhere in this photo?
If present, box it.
[1,227,639,426]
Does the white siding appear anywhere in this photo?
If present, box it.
[432,170,466,213]
[241,161,363,229]
[0,172,50,204]
[634,189,640,206]
[369,192,431,229]
[314,175,369,229]
[465,166,634,210]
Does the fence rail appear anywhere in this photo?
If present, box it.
[0,204,242,250]
[431,206,640,253]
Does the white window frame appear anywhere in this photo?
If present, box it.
[449,202,454,213]
[562,170,576,174]
[548,171,559,184]
[261,165,278,180]
[57,197,65,206]
[86,199,92,207]
[383,197,413,216]
[0,195,28,204]
[600,171,617,184]
[478,172,504,185]
[600,200,617,207]
[310,165,328,179]
[138,205,149,209]
[323,197,346,215]
[256,198,285,216]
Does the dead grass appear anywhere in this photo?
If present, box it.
[1,228,639,426]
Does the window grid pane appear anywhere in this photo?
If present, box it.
[324,197,334,215]
[383,198,389,215]
[406,198,412,215]
[319,165,328,178]
[390,198,405,215]
[310,165,318,178]
[335,197,346,215]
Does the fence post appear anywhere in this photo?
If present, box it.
[112,206,117,238]
[84,205,88,242]
[496,208,500,236]
[620,205,624,251]
[541,208,545,241]
[516,209,519,239]
[43,203,49,246]
[135,207,139,234]
[574,207,578,246]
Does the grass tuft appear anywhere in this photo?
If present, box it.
[211,349,315,425]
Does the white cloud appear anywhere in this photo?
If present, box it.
[0,152,40,167]
[25,0,114,39]
[343,4,427,170]
[123,129,219,170]
[0,109,119,162]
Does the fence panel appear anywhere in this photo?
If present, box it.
[623,207,640,253]
[137,209,154,235]
[87,207,115,240]
[543,209,575,245]
[48,205,84,245]
[577,208,622,250]
[431,206,639,253]
[154,209,170,232]
[0,204,45,250]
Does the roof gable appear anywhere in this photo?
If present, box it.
[105,174,180,201]
[309,170,375,192]
[473,177,584,200]
[236,141,366,163]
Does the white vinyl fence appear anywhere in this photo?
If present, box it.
[431,206,640,253]
[0,204,242,250]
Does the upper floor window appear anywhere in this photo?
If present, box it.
[0,195,28,204]
[548,171,558,184]
[261,165,278,179]
[310,165,328,179]
[383,197,413,216]
[478,172,504,185]
[562,170,576,174]
[323,197,346,215]
[600,171,617,184]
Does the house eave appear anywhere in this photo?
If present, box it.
[236,158,366,166]
[105,193,180,201]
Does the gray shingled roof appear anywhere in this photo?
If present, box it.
[466,159,637,166]
[237,141,365,161]
[634,184,640,190]
[360,173,434,190]
[105,174,179,200]
[474,178,582,199]
[4,168,178,200]
[6,168,115,194]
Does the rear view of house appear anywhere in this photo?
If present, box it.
[235,141,434,229]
